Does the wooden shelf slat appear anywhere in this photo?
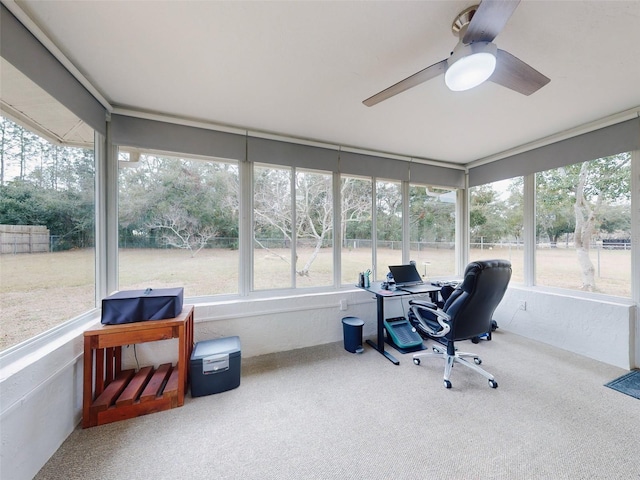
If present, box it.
[163,367,180,408]
[140,363,172,402]
[116,366,154,406]
[92,369,135,413]
[97,397,174,425]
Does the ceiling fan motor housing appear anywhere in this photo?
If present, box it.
[445,41,497,91]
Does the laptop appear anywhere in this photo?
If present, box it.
[388,264,434,294]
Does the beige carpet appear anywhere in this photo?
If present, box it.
[35,331,640,479]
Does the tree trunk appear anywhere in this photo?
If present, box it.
[299,238,323,276]
[573,162,598,291]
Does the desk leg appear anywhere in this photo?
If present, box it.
[429,290,439,304]
[365,294,399,365]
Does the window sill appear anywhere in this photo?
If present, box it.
[508,283,636,307]
[0,310,101,381]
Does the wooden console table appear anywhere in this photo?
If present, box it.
[82,305,194,428]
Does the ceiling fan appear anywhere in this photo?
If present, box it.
[363,0,550,107]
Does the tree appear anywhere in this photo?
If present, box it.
[341,177,372,246]
[295,171,333,276]
[253,167,336,277]
[598,204,631,235]
[0,180,90,249]
[253,166,292,249]
[409,186,456,244]
[504,178,524,244]
[536,169,575,246]
[376,180,402,242]
[147,206,218,257]
[0,116,96,250]
[534,153,630,291]
[571,153,630,290]
[118,155,239,255]
[1,118,39,185]
[469,184,508,244]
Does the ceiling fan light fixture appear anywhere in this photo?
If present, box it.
[445,42,497,91]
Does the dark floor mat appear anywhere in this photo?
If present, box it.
[605,369,640,399]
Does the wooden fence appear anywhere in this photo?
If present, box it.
[0,225,50,254]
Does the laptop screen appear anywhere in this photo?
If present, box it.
[388,264,423,286]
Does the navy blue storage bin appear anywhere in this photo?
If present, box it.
[190,336,241,397]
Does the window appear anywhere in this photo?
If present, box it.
[409,184,457,279]
[341,175,372,285]
[295,169,333,287]
[118,152,239,296]
[253,164,334,290]
[253,164,293,290]
[469,178,524,283]
[375,180,402,277]
[535,154,631,296]
[0,115,95,351]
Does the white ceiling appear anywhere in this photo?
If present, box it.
[10,0,640,165]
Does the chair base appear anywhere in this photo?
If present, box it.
[412,343,498,389]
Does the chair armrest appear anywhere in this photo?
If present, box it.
[409,299,450,321]
[409,302,451,338]
[408,299,437,310]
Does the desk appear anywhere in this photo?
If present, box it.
[82,305,194,428]
[361,282,440,365]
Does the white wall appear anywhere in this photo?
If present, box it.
[119,289,382,368]
[495,286,636,369]
[0,287,636,480]
[0,325,86,480]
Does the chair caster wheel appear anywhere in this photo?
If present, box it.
[471,336,480,344]
[474,357,482,365]
[489,379,498,389]
[413,358,420,365]
[444,380,452,389]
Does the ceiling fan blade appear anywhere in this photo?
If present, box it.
[489,49,550,95]
[363,59,447,107]
[462,0,521,44]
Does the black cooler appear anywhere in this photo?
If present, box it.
[190,336,241,397]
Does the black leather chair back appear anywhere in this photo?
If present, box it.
[443,259,512,341]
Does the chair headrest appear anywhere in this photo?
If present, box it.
[459,259,512,293]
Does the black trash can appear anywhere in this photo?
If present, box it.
[342,316,365,353]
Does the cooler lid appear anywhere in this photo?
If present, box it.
[192,336,241,359]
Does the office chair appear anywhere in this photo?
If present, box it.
[408,259,512,389]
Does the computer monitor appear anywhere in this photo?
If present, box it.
[388,264,423,287]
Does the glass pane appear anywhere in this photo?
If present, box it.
[536,154,631,296]
[376,180,402,278]
[0,116,95,351]
[469,178,524,283]
[253,164,292,290]
[118,153,239,296]
[295,170,333,287]
[341,176,372,285]
[409,185,457,280]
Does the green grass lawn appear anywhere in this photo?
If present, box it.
[0,246,631,351]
